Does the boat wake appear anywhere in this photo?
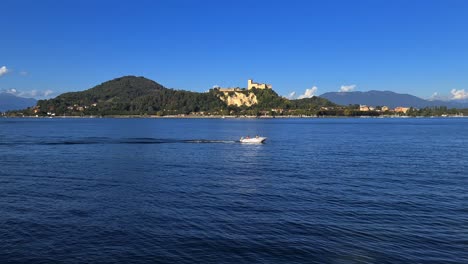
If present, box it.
[0,137,238,146]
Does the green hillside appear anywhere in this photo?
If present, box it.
[17,76,337,116]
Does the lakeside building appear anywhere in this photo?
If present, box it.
[394,107,410,113]
[248,79,272,90]
[361,105,391,112]
[360,105,370,111]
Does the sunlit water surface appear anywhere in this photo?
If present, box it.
[0,118,467,263]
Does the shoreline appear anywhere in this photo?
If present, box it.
[2,115,467,119]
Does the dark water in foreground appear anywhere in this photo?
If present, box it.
[0,118,467,263]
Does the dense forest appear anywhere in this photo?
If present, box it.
[24,76,227,116]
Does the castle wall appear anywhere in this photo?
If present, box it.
[217,88,241,92]
[248,79,272,90]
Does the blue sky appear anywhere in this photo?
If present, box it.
[1,0,468,100]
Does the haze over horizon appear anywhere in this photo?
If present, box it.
[1,0,468,100]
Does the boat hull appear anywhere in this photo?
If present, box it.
[240,137,267,143]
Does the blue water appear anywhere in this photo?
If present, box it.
[0,118,467,263]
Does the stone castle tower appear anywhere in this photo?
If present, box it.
[248,79,272,90]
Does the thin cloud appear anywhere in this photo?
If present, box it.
[286,91,296,99]
[298,86,318,99]
[428,92,439,101]
[0,66,9,77]
[339,84,356,92]
[450,89,468,100]
[5,88,17,94]
[428,92,450,101]
[2,88,54,99]
[42,89,54,97]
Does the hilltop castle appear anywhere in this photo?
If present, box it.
[248,79,272,90]
[213,79,273,92]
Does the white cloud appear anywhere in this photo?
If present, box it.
[428,92,450,101]
[27,90,37,97]
[20,71,28,76]
[298,86,318,99]
[0,66,9,77]
[451,89,468,100]
[43,89,54,97]
[286,87,319,100]
[339,84,356,92]
[286,91,296,99]
[6,88,17,94]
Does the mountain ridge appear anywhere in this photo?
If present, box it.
[0,93,37,112]
[320,90,468,108]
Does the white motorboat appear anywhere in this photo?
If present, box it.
[240,136,267,143]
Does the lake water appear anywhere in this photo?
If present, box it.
[0,118,467,263]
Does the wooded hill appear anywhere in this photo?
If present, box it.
[18,76,336,116]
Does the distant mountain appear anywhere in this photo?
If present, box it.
[0,93,37,112]
[320,90,468,108]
